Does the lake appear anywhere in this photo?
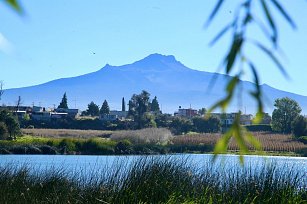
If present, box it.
[0,154,306,186]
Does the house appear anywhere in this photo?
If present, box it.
[110,110,128,120]
[31,111,51,121]
[174,107,198,118]
[99,110,128,121]
[211,112,253,126]
[240,114,253,125]
[0,105,32,113]
[99,114,118,121]
[55,108,80,118]
[14,110,27,120]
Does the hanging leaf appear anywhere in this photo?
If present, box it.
[4,0,23,14]
[205,0,225,27]
[270,0,296,29]
[260,0,277,44]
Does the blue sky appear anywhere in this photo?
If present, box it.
[0,0,307,96]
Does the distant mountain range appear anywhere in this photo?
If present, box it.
[2,53,307,114]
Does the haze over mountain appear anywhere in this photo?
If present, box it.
[2,54,307,114]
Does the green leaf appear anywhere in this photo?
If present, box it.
[209,23,233,46]
[244,131,262,151]
[253,41,289,79]
[205,0,225,27]
[270,0,296,29]
[225,35,243,74]
[4,0,23,14]
[260,0,277,44]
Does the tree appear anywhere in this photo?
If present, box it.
[198,108,207,116]
[58,92,68,109]
[272,97,302,133]
[169,117,193,135]
[86,101,100,116]
[291,115,307,137]
[15,95,22,111]
[100,100,110,115]
[122,97,126,112]
[128,90,151,128]
[192,116,221,133]
[128,99,135,118]
[150,96,160,113]
[0,122,8,140]
[0,81,4,101]
[5,115,20,139]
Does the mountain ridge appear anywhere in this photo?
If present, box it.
[2,54,307,114]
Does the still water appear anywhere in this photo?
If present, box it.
[0,154,306,185]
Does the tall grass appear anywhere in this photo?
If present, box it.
[22,128,112,138]
[111,128,173,145]
[0,157,305,203]
[173,132,307,153]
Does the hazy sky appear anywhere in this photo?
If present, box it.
[1,0,307,96]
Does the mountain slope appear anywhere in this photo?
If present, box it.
[2,54,307,114]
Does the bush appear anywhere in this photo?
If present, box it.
[115,140,132,154]
[0,148,11,154]
[58,138,76,153]
[245,124,272,132]
[297,136,307,144]
[39,145,58,155]
[9,145,42,154]
[81,138,115,155]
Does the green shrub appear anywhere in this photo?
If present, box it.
[245,124,272,132]
[58,138,76,152]
[81,138,115,155]
[38,145,58,155]
[298,136,307,144]
[0,148,11,154]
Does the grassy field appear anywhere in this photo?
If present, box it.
[22,128,113,138]
[0,129,305,156]
[0,157,305,203]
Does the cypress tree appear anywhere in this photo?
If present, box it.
[100,100,110,114]
[122,97,126,111]
[58,92,68,109]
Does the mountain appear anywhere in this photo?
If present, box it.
[2,53,307,114]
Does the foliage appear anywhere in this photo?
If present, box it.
[192,116,221,133]
[121,97,126,111]
[57,92,68,109]
[85,101,99,116]
[198,107,207,116]
[0,122,8,140]
[0,81,4,101]
[244,124,272,132]
[154,113,173,128]
[128,90,155,128]
[206,0,297,159]
[169,117,193,135]
[272,97,302,133]
[100,99,110,115]
[292,115,307,137]
[0,110,20,140]
[150,96,160,113]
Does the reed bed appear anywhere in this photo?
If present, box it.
[173,132,306,153]
[0,157,305,203]
[22,128,112,138]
